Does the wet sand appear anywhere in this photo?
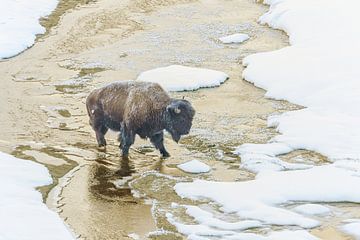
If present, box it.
[0,0,358,239]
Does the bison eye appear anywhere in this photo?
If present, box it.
[166,105,181,115]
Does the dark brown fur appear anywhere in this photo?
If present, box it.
[86,81,195,157]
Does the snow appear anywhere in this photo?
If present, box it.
[173,204,263,231]
[241,0,360,161]
[0,0,59,59]
[219,33,250,44]
[136,65,229,91]
[173,164,360,239]
[128,233,140,240]
[177,160,211,173]
[0,152,74,240]
[342,219,360,239]
[292,204,331,216]
[234,143,312,173]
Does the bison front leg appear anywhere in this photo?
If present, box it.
[150,132,170,158]
[94,124,108,147]
[120,126,135,158]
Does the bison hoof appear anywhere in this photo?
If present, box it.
[97,145,106,152]
[161,152,170,158]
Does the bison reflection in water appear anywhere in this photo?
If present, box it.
[86,81,195,158]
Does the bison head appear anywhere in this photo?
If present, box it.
[165,99,195,143]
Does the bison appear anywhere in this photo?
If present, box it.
[86,81,195,158]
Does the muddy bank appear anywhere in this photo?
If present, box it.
[0,0,358,239]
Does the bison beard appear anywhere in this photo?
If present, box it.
[86,81,195,158]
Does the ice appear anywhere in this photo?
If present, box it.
[177,160,211,173]
[128,233,140,240]
[235,143,312,173]
[292,204,331,216]
[241,0,360,161]
[166,212,236,237]
[137,65,229,91]
[0,0,59,59]
[219,33,250,44]
[342,219,360,239]
[174,164,360,238]
[0,152,74,239]
[177,204,263,231]
[234,142,292,156]
[224,230,319,240]
[239,152,312,173]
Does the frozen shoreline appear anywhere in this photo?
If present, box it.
[0,152,74,240]
[242,0,360,161]
[0,0,59,59]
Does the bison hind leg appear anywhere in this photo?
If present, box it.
[150,132,170,158]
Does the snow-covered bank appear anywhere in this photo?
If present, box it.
[242,0,360,160]
[174,164,360,239]
[0,0,58,59]
[0,152,74,239]
[342,219,360,239]
[137,65,228,91]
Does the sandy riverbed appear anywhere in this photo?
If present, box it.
[0,0,358,239]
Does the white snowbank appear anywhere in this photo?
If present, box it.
[0,152,74,240]
[234,142,312,173]
[128,233,140,240]
[177,160,211,173]
[342,219,360,239]
[168,205,318,240]
[136,65,229,91]
[292,204,331,216]
[174,164,360,239]
[0,0,59,59]
[223,230,319,240]
[219,33,250,44]
[241,0,360,161]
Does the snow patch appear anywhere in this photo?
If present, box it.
[342,219,360,239]
[219,33,250,44]
[0,0,59,59]
[0,152,74,239]
[292,204,331,216]
[174,164,360,238]
[137,65,228,91]
[235,143,312,173]
[128,233,140,240]
[241,0,360,161]
[177,160,211,173]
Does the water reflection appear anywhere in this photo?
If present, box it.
[90,156,136,200]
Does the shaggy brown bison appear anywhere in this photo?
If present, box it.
[86,81,195,157]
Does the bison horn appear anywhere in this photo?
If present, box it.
[174,107,181,114]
